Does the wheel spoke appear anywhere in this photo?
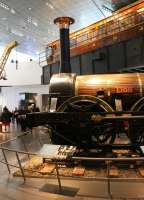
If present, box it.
[130,98,144,145]
[54,95,116,146]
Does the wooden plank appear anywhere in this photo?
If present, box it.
[72,167,85,176]
[109,167,119,177]
[112,150,130,154]
[138,168,144,177]
[40,164,55,174]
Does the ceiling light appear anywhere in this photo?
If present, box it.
[27,16,32,23]
[27,16,38,27]
[11,8,16,14]
[46,2,54,9]
[32,21,38,27]
[48,3,54,9]
[28,7,32,10]
[0,1,9,10]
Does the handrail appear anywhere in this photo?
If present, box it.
[41,2,144,64]
[50,2,144,47]
[53,11,144,55]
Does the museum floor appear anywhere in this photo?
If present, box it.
[0,123,144,200]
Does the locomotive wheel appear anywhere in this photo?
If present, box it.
[130,97,144,145]
[52,95,116,146]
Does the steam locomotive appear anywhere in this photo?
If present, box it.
[28,17,144,147]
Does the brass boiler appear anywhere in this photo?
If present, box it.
[49,72,144,110]
[50,72,144,97]
[75,73,144,96]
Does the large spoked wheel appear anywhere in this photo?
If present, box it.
[129,97,144,145]
[51,95,116,147]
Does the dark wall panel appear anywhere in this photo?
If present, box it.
[42,35,144,84]
[92,48,108,73]
[81,52,93,75]
[109,42,125,72]
[51,62,60,75]
[71,56,80,74]
[126,37,143,67]
[43,66,50,84]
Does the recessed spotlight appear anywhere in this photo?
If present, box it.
[45,2,54,9]
[49,3,54,9]
[0,1,9,10]
[28,7,32,10]
[11,8,16,14]
[33,21,38,27]
[27,16,32,23]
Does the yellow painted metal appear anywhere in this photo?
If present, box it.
[0,41,18,79]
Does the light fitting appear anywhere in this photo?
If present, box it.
[0,1,9,10]
[11,8,16,14]
[46,1,54,10]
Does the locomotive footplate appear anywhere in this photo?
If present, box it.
[27,111,144,127]
[27,111,144,147]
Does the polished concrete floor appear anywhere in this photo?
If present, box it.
[0,123,144,200]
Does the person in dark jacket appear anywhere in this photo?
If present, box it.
[1,106,12,133]
[17,106,29,132]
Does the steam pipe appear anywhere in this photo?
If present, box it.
[54,17,74,73]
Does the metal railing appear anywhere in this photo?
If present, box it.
[1,128,144,198]
[39,9,144,66]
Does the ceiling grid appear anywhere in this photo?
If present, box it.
[0,0,112,56]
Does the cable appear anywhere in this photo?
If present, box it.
[91,0,106,17]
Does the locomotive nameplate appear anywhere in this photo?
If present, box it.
[110,87,134,93]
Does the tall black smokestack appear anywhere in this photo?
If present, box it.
[54,17,75,73]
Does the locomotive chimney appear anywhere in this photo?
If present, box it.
[54,17,75,73]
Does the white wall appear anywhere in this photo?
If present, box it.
[0,61,42,86]
[0,84,49,111]
[0,53,49,111]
